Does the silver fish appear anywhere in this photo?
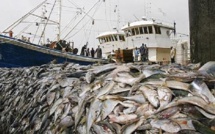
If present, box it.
[136,103,156,117]
[101,99,120,120]
[150,119,181,133]
[114,74,145,86]
[61,103,71,120]
[85,71,95,84]
[96,81,116,98]
[50,99,63,116]
[86,98,102,134]
[139,85,160,108]
[108,114,138,124]
[92,124,114,134]
[195,106,215,119]
[157,86,173,108]
[59,116,74,127]
[123,116,145,134]
[172,118,195,131]
[146,80,190,91]
[46,92,56,105]
[105,65,130,80]
[198,61,215,78]
[191,79,215,103]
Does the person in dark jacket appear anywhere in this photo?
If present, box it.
[80,45,86,55]
[85,48,90,56]
[139,43,145,61]
[91,47,95,58]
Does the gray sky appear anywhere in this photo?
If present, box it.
[0,0,189,49]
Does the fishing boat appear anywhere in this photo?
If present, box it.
[0,0,104,67]
[96,31,125,58]
[0,35,103,67]
[96,17,176,63]
[121,17,176,62]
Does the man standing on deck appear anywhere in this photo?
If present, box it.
[170,46,176,63]
[95,45,102,58]
[144,44,148,61]
[134,47,139,62]
[140,43,145,61]
[80,42,88,56]
[91,48,95,58]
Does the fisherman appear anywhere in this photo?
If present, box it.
[91,47,95,58]
[85,48,90,57]
[80,45,86,56]
[108,50,115,62]
[144,44,148,61]
[9,30,13,37]
[134,47,139,62]
[73,48,78,54]
[116,48,122,63]
[170,46,176,63]
[95,45,102,58]
[27,37,31,42]
[139,43,145,61]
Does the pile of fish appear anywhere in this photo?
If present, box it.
[1,61,215,134]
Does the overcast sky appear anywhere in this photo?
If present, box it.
[0,0,189,49]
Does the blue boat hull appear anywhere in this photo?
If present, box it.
[0,35,102,67]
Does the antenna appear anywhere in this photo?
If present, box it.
[114,2,120,30]
[144,0,151,17]
[57,0,62,41]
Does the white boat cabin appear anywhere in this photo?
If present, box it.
[97,31,125,58]
[121,18,175,62]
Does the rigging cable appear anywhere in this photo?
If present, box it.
[65,1,102,40]
[38,0,57,45]
[16,18,40,38]
[60,13,80,36]
[1,0,48,34]
[63,0,101,40]
[67,0,95,20]
[32,24,40,42]
[104,0,111,30]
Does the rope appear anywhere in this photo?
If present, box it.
[63,0,101,40]
[65,1,102,40]
[32,24,40,42]
[38,0,57,45]
[1,0,48,35]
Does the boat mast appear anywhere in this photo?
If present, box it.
[57,0,62,41]
[1,0,48,35]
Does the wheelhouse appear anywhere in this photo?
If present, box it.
[121,18,175,62]
[97,31,125,58]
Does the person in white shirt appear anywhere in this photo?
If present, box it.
[170,46,176,63]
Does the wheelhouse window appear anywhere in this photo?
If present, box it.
[98,38,101,44]
[154,25,161,34]
[135,27,139,35]
[99,38,105,44]
[105,37,108,42]
[143,27,148,34]
[139,27,143,34]
[148,26,153,34]
[108,36,112,42]
[110,36,114,41]
[128,30,132,36]
[131,28,135,36]
[119,35,125,41]
[114,35,118,41]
